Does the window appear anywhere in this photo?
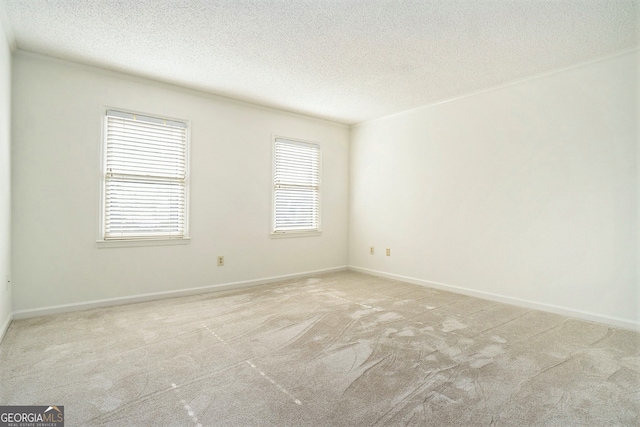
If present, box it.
[102,110,188,242]
[272,137,321,234]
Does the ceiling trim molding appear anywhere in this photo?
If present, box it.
[353,46,640,128]
[0,1,16,52]
[12,49,349,129]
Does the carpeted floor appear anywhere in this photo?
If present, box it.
[1,271,638,426]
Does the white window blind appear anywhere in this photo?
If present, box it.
[104,110,187,240]
[273,138,321,233]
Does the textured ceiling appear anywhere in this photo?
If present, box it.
[2,0,638,124]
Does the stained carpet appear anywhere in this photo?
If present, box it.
[0,271,639,426]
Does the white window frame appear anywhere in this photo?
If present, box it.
[97,108,190,248]
[271,135,322,237]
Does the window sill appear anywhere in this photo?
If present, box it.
[96,237,191,248]
[270,231,322,239]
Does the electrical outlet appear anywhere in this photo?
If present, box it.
[217,256,224,266]
[386,248,391,256]
[370,246,375,255]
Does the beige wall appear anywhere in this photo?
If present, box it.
[0,16,11,336]
[11,52,349,312]
[349,51,639,328]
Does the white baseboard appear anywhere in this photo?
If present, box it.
[11,266,348,320]
[349,266,640,332]
[0,312,12,344]
[7,265,638,333]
